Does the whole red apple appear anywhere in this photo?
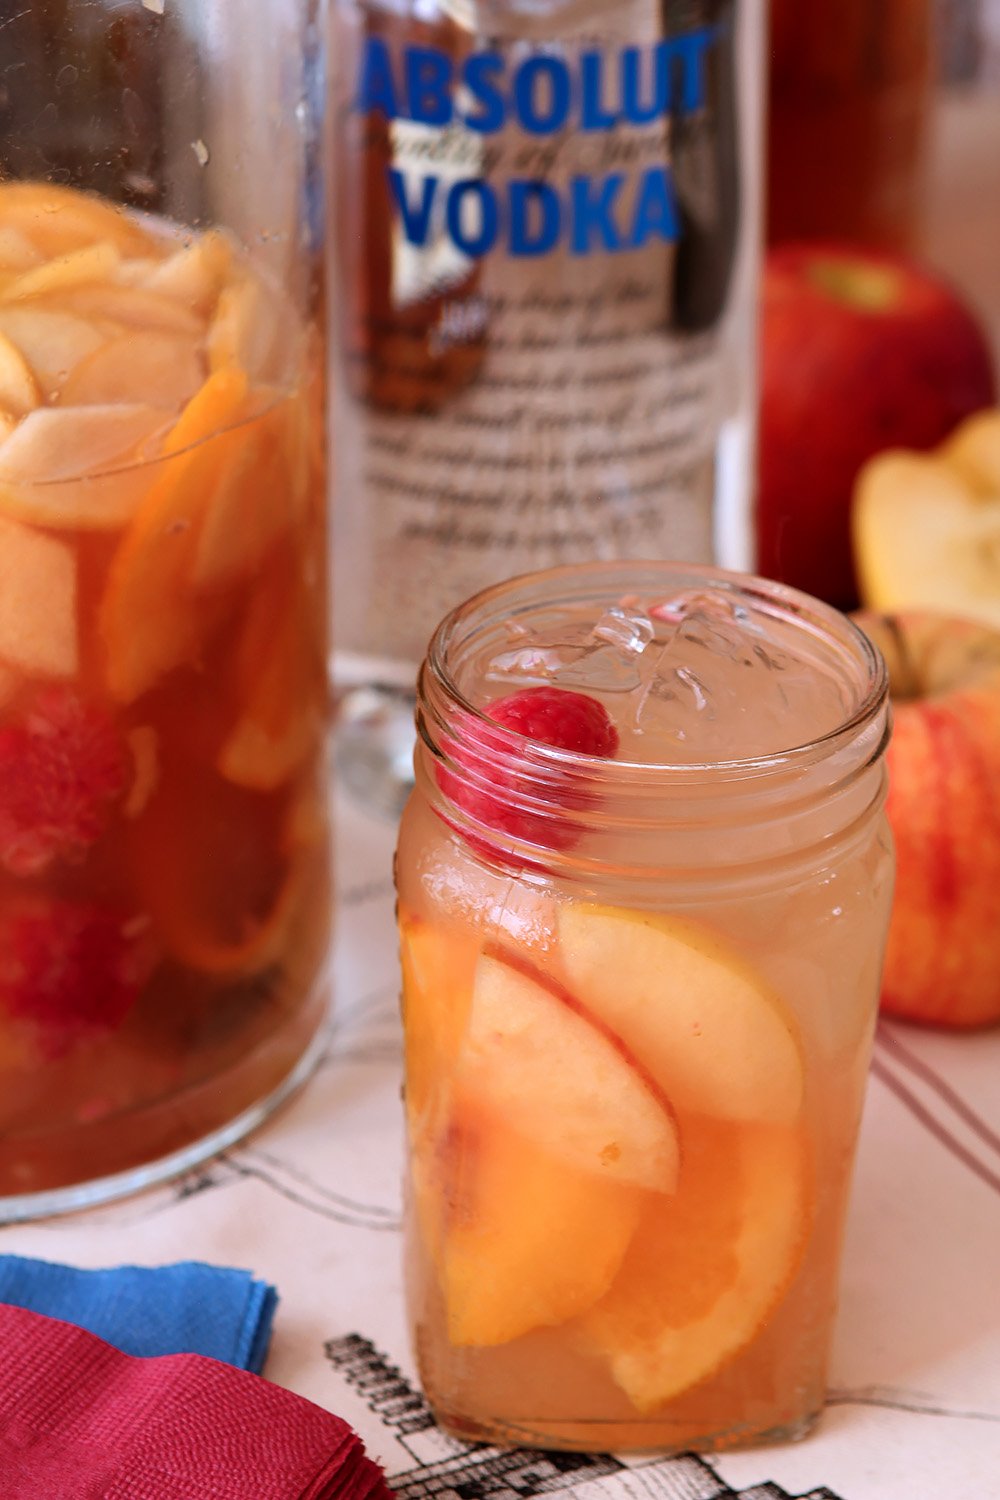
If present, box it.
[757,244,995,610]
[854,608,1000,1028]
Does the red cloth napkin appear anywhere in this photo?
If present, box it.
[0,1303,395,1500]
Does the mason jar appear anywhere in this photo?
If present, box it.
[395,559,893,1452]
[0,0,330,1218]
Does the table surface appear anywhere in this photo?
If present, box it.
[1,784,998,1500]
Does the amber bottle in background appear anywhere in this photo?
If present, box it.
[767,0,932,251]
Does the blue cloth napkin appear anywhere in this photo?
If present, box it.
[0,1255,277,1372]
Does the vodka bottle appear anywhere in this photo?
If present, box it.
[330,0,765,811]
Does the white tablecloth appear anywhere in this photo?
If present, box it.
[2,786,998,1500]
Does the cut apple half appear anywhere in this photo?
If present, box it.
[853,448,1000,632]
[578,1114,809,1411]
[454,949,680,1194]
[557,904,804,1125]
[414,1094,644,1348]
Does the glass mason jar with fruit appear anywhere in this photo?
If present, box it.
[396,560,894,1453]
[0,1,330,1217]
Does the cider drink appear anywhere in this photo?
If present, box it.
[396,561,893,1452]
[0,181,330,1212]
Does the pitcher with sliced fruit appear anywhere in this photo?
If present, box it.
[396,560,893,1452]
[0,1,330,1218]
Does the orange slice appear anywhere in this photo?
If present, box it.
[0,405,171,530]
[399,911,480,1126]
[0,181,154,259]
[416,1094,644,1348]
[0,306,105,392]
[0,240,120,302]
[217,557,324,791]
[0,330,40,416]
[0,514,77,677]
[58,332,204,411]
[558,904,804,1124]
[99,367,251,701]
[578,1115,809,1411]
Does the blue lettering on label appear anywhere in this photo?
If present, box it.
[356,29,716,257]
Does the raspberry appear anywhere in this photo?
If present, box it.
[0,687,130,877]
[438,686,619,856]
[0,901,148,1058]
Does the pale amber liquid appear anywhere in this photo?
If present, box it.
[397,586,891,1451]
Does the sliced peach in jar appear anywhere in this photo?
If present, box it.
[98,366,251,701]
[416,1095,644,1348]
[578,1115,810,1411]
[399,911,480,1127]
[0,515,77,677]
[455,950,680,1194]
[558,904,804,1125]
[58,331,204,412]
[0,405,172,530]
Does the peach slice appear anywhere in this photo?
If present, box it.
[99,367,251,700]
[0,306,105,392]
[558,905,804,1124]
[399,912,480,1126]
[0,514,77,677]
[456,951,680,1194]
[0,330,40,416]
[417,1096,644,1348]
[0,405,171,530]
[58,332,204,412]
[0,182,153,259]
[579,1115,809,1411]
[1,240,120,302]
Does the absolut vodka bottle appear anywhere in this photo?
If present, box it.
[330,0,764,811]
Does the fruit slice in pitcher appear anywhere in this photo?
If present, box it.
[578,1115,809,1411]
[558,904,804,1124]
[454,950,680,1194]
[415,1095,643,1348]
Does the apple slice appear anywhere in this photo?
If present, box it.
[1,240,120,302]
[455,950,680,1194]
[0,181,153,259]
[557,904,803,1124]
[0,330,40,416]
[58,332,204,411]
[0,306,105,392]
[0,514,77,677]
[415,1095,644,1348]
[208,274,282,380]
[51,282,203,338]
[0,405,171,530]
[578,1114,809,1411]
[143,229,233,316]
[853,449,1000,631]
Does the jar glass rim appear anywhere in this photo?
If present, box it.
[423,560,889,785]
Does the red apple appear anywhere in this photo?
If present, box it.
[757,244,995,610]
[854,608,1000,1028]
